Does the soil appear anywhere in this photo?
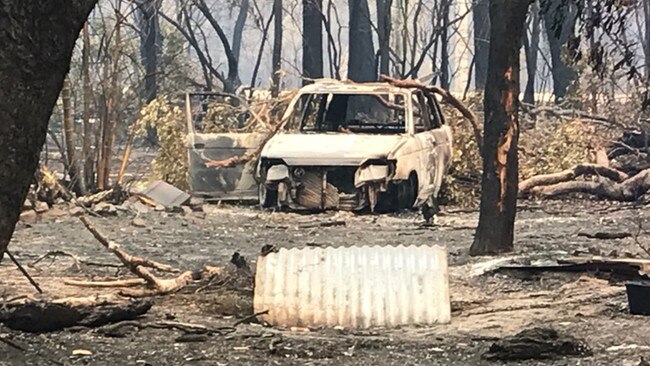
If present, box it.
[2,199,650,366]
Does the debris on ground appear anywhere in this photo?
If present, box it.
[138,180,190,209]
[76,216,225,297]
[482,327,592,361]
[474,254,650,281]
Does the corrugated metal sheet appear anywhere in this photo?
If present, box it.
[254,245,450,329]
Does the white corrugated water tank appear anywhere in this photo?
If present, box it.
[254,245,450,329]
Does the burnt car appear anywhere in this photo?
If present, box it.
[256,80,453,212]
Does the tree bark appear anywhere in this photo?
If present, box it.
[473,0,490,90]
[470,0,530,256]
[271,0,283,97]
[523,1,540,104]
[62,76,86,195]
[0,0,98,261]
[542,0,577,102]
[348,0,376,82]
[302,0,324,84]
[376,0,392,76]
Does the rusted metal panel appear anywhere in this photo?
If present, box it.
[254,245,450,329]
[187,133,265,200]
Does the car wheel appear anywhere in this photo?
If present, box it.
[258,182,278,209]
[397,174,418,210]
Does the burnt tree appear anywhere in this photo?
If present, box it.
[643,1,650,88]
[302,0,324,84]
[348,0,376,82]
[542,0,577,102]
[470,0,530,256]
[0,0,98,261]
[232,0,250,63]
[440,0,451,90]
[136,0,161,102]
[376,0,392,76]
[523,1,541,104]
[271,0,283,97]
[136,0,161,146]
[473,0,490,90]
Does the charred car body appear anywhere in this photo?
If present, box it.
[256,80,453,212]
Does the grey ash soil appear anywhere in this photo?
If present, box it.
[2,199,650,365]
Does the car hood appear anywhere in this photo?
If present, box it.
[261,133,405,166]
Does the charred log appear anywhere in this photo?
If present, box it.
[0,296,152,333]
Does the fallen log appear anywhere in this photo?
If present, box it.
[0,295,152,332]
[529,169,650,201]
[519,164,629,196]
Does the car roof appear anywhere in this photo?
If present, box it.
[299,79,412,95]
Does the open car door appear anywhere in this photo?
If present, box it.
[185,93,266,201]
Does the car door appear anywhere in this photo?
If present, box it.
[185,93,266,200]
[412,91,452,199]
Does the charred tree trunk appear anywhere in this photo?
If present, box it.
[348,0,376,82]
[271,0,283,97]
[523,1,540,104]
[0,0,97,261]
[232,0,250,63]
[470,0,529,256]
[62,76,86,195]
[473,0,490,90]
[643,1,650,88]
[302,0,324,84]
[440,0,451,90]
[97,18,122,190]
[542,0,577,102]
[81,22,95,191]
[136,0,161,145]
[194,0,241,93]
[376,0,392,76]
[136,0,160,103]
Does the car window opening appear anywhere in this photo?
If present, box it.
[293,93,407,134]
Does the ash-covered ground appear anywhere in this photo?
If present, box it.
[2,200,650,365]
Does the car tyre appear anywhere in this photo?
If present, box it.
[397,174,418,210]
[258,182,278,209]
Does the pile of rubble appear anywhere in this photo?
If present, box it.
[19,168,202,226]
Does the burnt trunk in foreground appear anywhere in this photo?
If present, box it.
[470,0,530,256]
[0,1,97,261]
